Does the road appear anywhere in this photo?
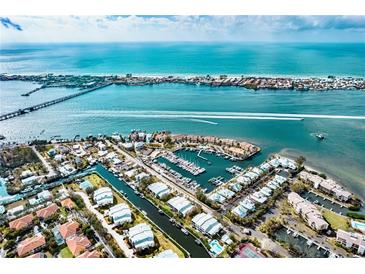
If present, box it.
[108,141,291,257]
[32,146,57,177]
[76,191,134,258]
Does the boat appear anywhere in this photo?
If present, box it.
[181,228,189,235]
[158,209,164,214]
[134,190,140,195]
[315,133,325,140]
[195,239,202,245]
[307,240,313,246]
[141,210,147,216]
[0,134,5,140]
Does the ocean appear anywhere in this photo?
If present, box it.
[0,42,365,199]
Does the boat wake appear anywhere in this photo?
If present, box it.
[190,119,218,125]
[72,110,365,121]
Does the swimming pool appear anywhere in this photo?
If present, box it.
[209,240,224,256]
[351,220,365,233]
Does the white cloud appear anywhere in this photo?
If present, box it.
[1,16,365,43]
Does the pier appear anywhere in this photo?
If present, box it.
[21,86,45,96]
[0,83,112,121]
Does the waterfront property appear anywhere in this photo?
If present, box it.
[66,235,92,257]
[167,196,194,217]
[288,192,329,231]
[147,182,171,199]
[128,223,155,251]
[93,187,113,206]
[336,230,365,255]
[154,249,179,258]
[191,213,222,236]
[234,243,265,258]
[9,213,34,230]
[108,203,132,225]
[299,171,352,202]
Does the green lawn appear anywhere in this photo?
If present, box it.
[60,247,73,258]
[322,209,350,231]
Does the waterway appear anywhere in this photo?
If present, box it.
[1,82,365,201]
[157,149,262,192]
[273,227,329,258]
[92,164,211,258]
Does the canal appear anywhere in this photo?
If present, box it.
[92,164,211,258]
[273,227,329,258]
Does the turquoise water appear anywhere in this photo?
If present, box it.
[1,43,365,77]
[0,43,364,201]
[1,83,364,200]
[157,149,262,192]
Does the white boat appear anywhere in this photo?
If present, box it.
[181,228,189,235]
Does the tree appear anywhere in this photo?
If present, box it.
[290,181,307,194]
[295,156,306,166]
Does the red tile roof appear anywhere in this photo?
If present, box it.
[26,252,44,258]
[17,235,46,257]
[60,198,75,209]
[9,213,34,230]
[59,220,80,240]
[36,203,59,219]
[77,250,101,258]
[66,235,91,257]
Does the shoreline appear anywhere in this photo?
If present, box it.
[1,73,365,92]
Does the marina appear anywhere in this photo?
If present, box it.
[157,148,261,192]
[274,227,329,258]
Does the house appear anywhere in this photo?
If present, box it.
[93,187,113,206]
[7,205,26,216]
[67,235,92,257]
[135,172,150,183]
[250,191,267,204]
[240,198,256,211]
[167,196,194,217]
[26,252,44,258]
[108,203,132,225]
[59,220,80,240]
[154,249,179,258]
[9,213,34,230]
[288,192,328,231]
[232,204,248,218]
[336,230,365,255]
[299,171,352,201]
[128,223,155,251]
[37,190,52,202]
[192,213,222,236]
[21,170,33,179]
[80,180,93,191]
[77,250,101,258]
[21,175,39,186]
[260,186,273,197]
[147,182,171,199]
[36,203,59,219]
[216,188,235,199]
[60,198,75,210]
[17,234,46,257]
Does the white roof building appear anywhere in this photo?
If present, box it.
[38,190,52,201]
[128,223,155,250]
[192,213,222,236]
[260,187,273,197]
[109,203,132,225]
[236,175,251,186]
[147,182,171,199]
[207,192,226,204]
[231,204,248,218]
[154,249,179,258]
[336,230,365,255]
[250,192,268,204]
[167,196,194,216]
[216,188,235,199]
[135,172,149,183]
[288,192,328,231]
[240,198,256,211]
[93,187,113,206]
[21,176,38,186]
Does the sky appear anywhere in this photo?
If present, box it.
[1,16,365,43]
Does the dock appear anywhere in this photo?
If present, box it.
[0,83,112,121]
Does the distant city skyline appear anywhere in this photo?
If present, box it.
[1,15,365,43]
